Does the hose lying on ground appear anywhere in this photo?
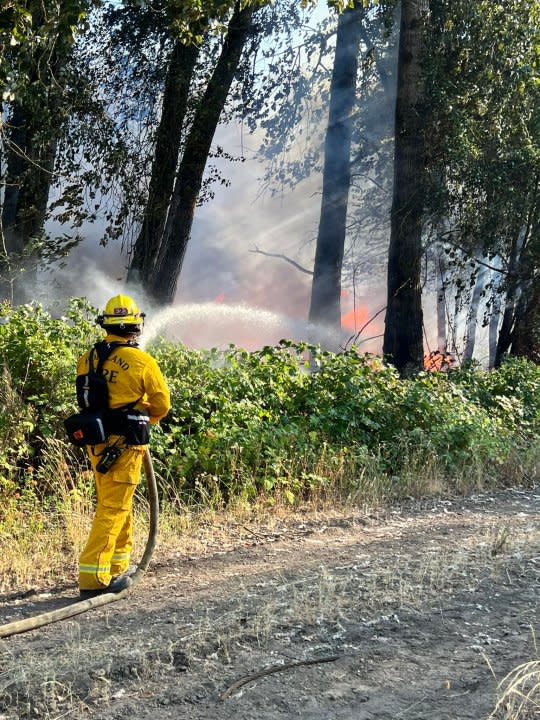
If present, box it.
[0,449,159,639]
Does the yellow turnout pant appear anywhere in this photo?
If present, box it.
[79,442,146,590]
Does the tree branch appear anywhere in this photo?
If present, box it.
[436,233,510,275]
[219,655,341,701]
[250,246,313,275]
[344,304,387,348]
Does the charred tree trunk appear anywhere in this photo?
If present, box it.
[509,192,540,362]
[489,299,501,368]
[382,0,428,376]
[127,41,200,285]
[308,1,364,330]
[146,2,254,304]
[494,294,515,367]
[488,259,503,368]
[495,233,521,367]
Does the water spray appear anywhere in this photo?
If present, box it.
[141,301,346,352]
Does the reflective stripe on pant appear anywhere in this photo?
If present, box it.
[79,443,145,590]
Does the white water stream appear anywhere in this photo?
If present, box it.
[141,302,343,351]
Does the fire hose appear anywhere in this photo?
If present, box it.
[0,449,158,639]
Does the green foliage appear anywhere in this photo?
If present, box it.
[447,357,540,435]
[150,339,539,502]
[425,0,540,280]
[0,0,91,102]
[0,299,100,471]
[0,306,538,505]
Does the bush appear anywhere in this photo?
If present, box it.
[1,301,538,506]
[150,339,539,502]
[0,298,100,472]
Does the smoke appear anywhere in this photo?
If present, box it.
[38,120,329,349]
[32,5,495,365]
[36,232,128,316]
[175,134,319,320]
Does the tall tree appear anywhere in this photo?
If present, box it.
[462,253,488,362]
[308,1,365,330]
[142,1,256,304]
[127,40,200,285]
[245,2,397,332]
[382,0,428,375]
[425,0,540,365]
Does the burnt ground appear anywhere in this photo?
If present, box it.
[0,486,539,720]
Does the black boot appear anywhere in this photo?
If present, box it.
[79,573,132,599]
[108,573,133,592]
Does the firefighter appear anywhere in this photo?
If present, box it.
[77,294,170,598]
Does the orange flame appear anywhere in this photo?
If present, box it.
[341,305,369,332]
[424,350,454,372]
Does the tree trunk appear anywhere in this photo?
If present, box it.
[1,103,58,303]
[510,276,540,363]
[127,40,200,285]
[462,255,488,362]
[308,1,364,329]
[509,192,540,362]
[436,249,447,354]
[495,233,521,367]
[0,0,72,304]
[146,2,254,304]
[488,299,501,368]
[494,296,514,368]
[487,259,503,368]
[382,0,428,376]
[2,103,28,256]
[488,300,501,368]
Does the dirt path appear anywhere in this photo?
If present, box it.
[1,486,539,720]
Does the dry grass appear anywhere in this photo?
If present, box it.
[0,440,537,596]
[0,440,95,592]
[2,425,538,596]
[158,521,540,662]
[489,659,540,719]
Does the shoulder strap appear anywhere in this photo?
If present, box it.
[91,341,143,412]
[92,341,132,374]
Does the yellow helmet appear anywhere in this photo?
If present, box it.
[97,294,145,331]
